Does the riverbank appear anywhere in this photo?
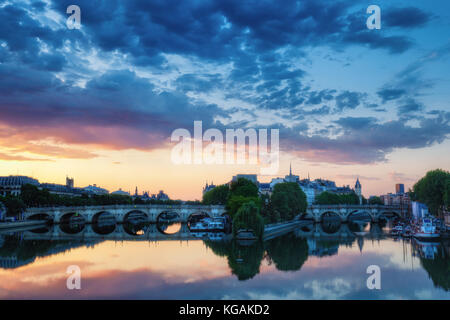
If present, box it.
[0,220,47,231]
[263,220,309,240]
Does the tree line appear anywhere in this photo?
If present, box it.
[203,178,308,238]
[0,184,182,218]
[411,169,450,216]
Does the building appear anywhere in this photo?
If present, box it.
[284,163,299,183]
[299,183,316,205]
[156,190,169,201]
[380,192,411,215]
[83,184,109,195]
[202,182,216,195]
[411,201,429,221]
[396,183,405,195]
[231,174,258,185]
[40,183,84,197]
[0,202,6,221]
[355,178,362,205]
[0,175,40,196]
[66,177,74,188]
[258,183,272,196]
[111,188,130,196]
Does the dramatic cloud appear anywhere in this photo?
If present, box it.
[0,0,448,165]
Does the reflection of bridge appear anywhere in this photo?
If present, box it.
[304,204,405,222]
[21,223,208,241]
[294,221,386,239]
[23,204,226,224]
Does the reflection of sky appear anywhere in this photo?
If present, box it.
[0,238,448,300]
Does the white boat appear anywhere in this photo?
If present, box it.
[413,218,440,240]
[190,217,226,232]
[207,217,225,231]
[189,218,211,232]
[391,225,403,236]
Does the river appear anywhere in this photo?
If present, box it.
[0,220,448,299]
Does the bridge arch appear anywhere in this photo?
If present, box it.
[92,211,116,224]
[157,211,181,223]
[58,212,86,234]
[92,220,116,235]
[320,218,342,235]
[320,211,341,222]
[347,210,371,221]
[26,212,53,222]
[123,210,148,224]
[379,211,402,220]
[59,212,86,224]
[156,211,182,235]
[187,212,210,226]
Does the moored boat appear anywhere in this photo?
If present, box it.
[391,225,403,237]
[235,229,257,240]
[413,218,440,241]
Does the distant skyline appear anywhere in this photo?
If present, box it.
[0,1,449,200]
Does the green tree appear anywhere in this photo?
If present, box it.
[227,195,261,218]
[443,180,450,210]
[232,201,264,239]
[315,191,360,205]
[266,233,309,271]
[226,178,260,218]
[202,184,229,205]
[1,196,26,217]
[229,178,258,198]
[270,182,307,221]
[412,169,450,216]
[368,196,383,205]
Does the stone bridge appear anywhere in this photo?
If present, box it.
[23,204,226,224]
[20,223,214,241]
[303,204,405,223]
[294,220,386,239]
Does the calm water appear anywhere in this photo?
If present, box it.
[0,221,449,300]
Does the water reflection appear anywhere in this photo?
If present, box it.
[0,221,448,299]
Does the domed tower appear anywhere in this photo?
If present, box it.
[355,178,362,205]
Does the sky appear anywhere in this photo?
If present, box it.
[0,0,449,200]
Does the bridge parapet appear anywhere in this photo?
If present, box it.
[305,204,405,222]
[23,204,226,224]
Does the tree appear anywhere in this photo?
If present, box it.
[266,233,309,271]
[229,178,258,198]
[270,182,306,221]
[315,191,360,205]
[412,169,450,216]
[444,180,450,210]
[226,178,260,218]
[368,196,383,205]
[232,201,264,239]
[1,196,26,217]
[202,184,229,205]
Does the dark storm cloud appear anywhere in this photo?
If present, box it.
[281,113,450,164]
[335,91,365,111]
[376,88,406,102]
[0,0,446,164]
[397,99,424,114]
[384,7,432,28]
[0,67,228,150]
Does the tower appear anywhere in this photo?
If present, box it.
[66,176,74,188]
[355,178,362,205]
